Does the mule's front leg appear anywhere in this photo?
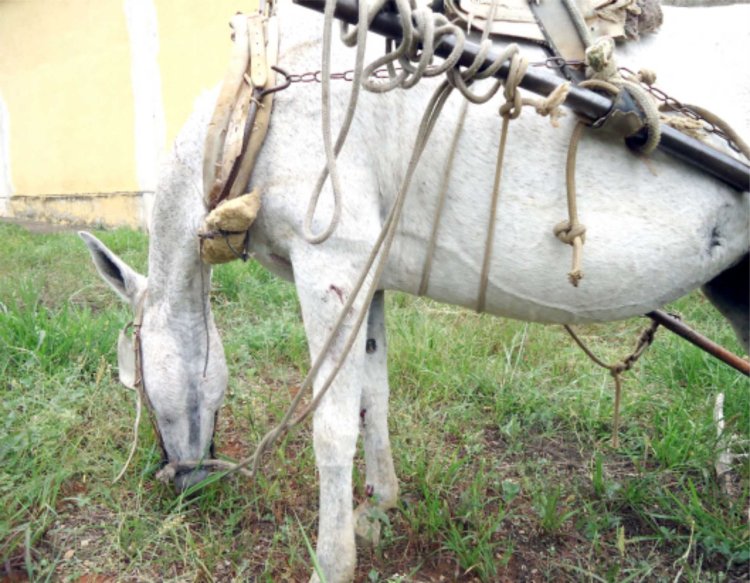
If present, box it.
[355,290,399,545]
[293,254,369,583]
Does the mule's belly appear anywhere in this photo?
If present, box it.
[377,111,749,324]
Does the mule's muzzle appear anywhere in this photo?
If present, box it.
[173,467,210,493]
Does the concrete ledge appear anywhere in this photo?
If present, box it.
[4,191,153,231]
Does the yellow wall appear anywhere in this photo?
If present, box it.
[0,0,136,195]
[157,1,256,149]
[0,0,255,229]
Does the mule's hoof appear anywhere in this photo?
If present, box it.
[353,503,382,547]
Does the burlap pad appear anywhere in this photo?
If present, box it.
[199,189,261,264]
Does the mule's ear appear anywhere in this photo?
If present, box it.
[79,231,146,307]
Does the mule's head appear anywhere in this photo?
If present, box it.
[80,231,228,491]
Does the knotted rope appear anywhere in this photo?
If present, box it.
[553,119,588,287]
[564,319,659,447]
[554,37,663,287]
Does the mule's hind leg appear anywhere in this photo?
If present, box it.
[354,290,399,545]
[292,251,370,583]
[702,253,749,353]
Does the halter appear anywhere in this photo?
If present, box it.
[121,292,221,481]
[127,292,169,464]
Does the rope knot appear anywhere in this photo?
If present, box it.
[499,94,523,119]
[498,53,528,120]
[585,37,618,81]
[553,220,586,245]
[637,68,657,86]
[553,218,586,287]
[532,82,570,127]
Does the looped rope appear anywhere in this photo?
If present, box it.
[622,80,661,154]
[585,40,661,155]
[304,0,568,246]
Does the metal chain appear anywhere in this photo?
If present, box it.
[285,57,582,85]
[287,60,740,153]
[286,60,739,154]
[619,66,741,154]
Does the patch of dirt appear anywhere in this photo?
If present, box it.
[215,409,252,461]
[23,422,746,582]
[0,561,29,583]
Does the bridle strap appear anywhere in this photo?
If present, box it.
[130,292,169,464]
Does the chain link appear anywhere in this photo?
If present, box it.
[286,66,408,84]
[287,57,582,86]
[619,66,740,153]
[530,56,584,70]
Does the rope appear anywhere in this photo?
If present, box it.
[113,380,142,484]
[562,0,594,48]
[585,41,661,155]
[477,71,571,307]
[302,0,568,246]
[552,51,665,288]
[477,113,510,312]
[301,0,370,243]
[681,103,750,161]
[622,79,661,154]
[418,100,467,297]
[418,0,571,306]
[554,121,587,287]
[563,319,659,447]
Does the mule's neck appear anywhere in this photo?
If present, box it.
[147,91,215,314]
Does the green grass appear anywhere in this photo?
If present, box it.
[1,223,748,581]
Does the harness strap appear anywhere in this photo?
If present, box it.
[203,13,252,208]
[204,7,280,211]
[200,5,280,264]
[227,14,279,203]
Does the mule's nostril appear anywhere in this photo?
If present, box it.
[173,468,210,493]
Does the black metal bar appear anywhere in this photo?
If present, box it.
[648,310,750,376]
[294,0,750,192]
